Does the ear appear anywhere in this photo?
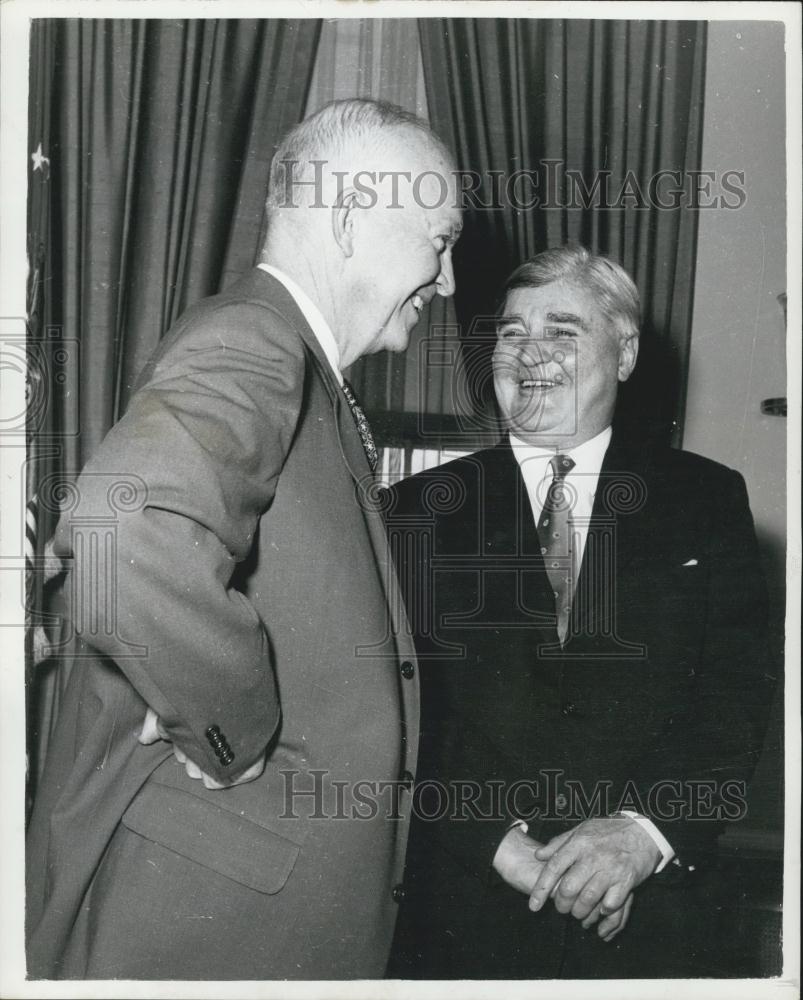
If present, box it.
[617,332,639,382]
[331,187,363,258]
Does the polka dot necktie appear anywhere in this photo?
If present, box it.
[538,454,576,644]
[341,379,378,473]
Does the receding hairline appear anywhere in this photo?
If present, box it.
[266,99,456,209]
[385,124,454,167]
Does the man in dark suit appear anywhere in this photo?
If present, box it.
[26,98,462,979]
[387,246,774,978]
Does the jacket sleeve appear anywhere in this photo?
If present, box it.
[646,468,777,865]
[53,303,305,782]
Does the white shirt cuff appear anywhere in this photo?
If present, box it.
[507,818,529,834]
[614,810,675,872]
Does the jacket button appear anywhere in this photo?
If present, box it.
[400,661,415,680]
[555,793,568,810]
[400,770,415,790]
[561,701,576,716]
[392,884,406,903]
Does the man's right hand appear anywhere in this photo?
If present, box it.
[492,825,634,940]
[138,707,265,789]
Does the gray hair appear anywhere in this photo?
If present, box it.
[502,245,641,341]
[266,98,449,211]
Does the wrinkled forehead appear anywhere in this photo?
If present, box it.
[502,280,611,335]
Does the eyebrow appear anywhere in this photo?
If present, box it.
[545,311,589,332]
[496,311,590,333]
[496,312,588,330]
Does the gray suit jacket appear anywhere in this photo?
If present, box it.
[26,269,419,979]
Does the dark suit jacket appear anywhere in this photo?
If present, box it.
[385,434,774,978]
[26,269,419,980]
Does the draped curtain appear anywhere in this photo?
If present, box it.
[26,17,320,792]
[417,18,707,445]
[35,18,320,465]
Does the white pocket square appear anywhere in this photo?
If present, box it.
[682,558,698,567]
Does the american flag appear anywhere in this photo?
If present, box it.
[26,23,55,671]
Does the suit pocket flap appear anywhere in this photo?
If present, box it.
[122,783,299,894]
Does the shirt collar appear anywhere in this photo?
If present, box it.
[258,263,343,386]
[509,425,613,476]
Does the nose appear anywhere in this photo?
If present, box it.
[436,248,456,298]
[520,339,551,367]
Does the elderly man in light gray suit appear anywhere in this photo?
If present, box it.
[26,98,462,980]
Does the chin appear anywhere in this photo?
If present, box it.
[380,328,411,354]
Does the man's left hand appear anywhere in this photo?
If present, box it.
[528,817,660,921]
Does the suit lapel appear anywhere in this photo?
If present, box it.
[238,268,374,481]
[469,435,654,650]
[584,432,650,573]
[482,442,560,643]
[235,269,408,651]
[571,431,652,640]
[233,268,340,395]
[482,442,542,559]
[232,267,409,634]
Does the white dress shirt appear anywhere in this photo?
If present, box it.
[258,263,343,386]
[508,426,675,872]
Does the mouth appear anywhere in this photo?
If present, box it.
[520,375,564,390]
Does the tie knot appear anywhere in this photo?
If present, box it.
[550,454,575,480]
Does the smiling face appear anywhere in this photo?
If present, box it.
[493,279,638,449]
[345,136,462,359]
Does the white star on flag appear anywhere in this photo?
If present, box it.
[31,143,50,172]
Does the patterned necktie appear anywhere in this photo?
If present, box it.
[538,454,576,644]
[341,379,378,473]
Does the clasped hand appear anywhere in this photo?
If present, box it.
[138,707,265,789]
[493,817,660,941]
